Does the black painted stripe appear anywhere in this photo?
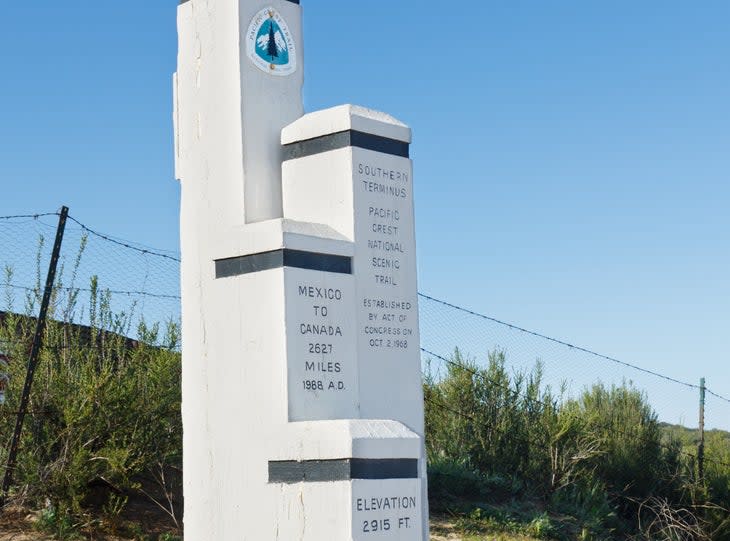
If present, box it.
[269,458,418,484]
[283,130,410,161]
[181,0,298,3]
[215,249,352,279]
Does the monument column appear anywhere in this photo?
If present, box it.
[175,0,303,228]
[175,2,429,539]
[282,105,429,538]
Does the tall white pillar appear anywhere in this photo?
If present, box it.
[175,1,428,539]
[175,0,303,228]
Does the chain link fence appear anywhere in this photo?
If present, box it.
[1,210,727,431]
[418,293,730,433]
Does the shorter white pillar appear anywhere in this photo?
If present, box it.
[282,105,429,539]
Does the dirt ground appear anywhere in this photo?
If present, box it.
[0,509,471,541]
[0,506,52,541]
[0,500,178,541]
[429,517,465,540]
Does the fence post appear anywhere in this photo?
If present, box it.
[0,206,69,507]
[698,377,706,484]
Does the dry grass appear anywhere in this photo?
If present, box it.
[430,515,540,541]
[0,501,174,541]
[0,506,46,541]
[0,510,536,541]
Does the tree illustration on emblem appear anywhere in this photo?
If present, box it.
[266,21,279,60]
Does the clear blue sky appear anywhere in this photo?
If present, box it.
[1,2,728,425]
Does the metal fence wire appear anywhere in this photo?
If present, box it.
[1,209,728,436]
[418,293,730,432]
[0,212,181,345]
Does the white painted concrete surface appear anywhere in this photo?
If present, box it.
[176,2,428,539]
[283,106,429,539]
[176,0,304,225]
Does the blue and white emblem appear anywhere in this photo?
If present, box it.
[246,7,297,76]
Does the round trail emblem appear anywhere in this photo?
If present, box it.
[246,7,297,76]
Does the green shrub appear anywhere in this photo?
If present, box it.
[560,384,684,524]
[550,480,617,540]
[425,349,558,495]
[0,249,182,533]
[427,456,519,509]
[423,348,728,540]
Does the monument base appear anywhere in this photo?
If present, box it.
[268,420,423,540]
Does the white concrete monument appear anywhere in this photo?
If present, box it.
[175,1,428,539]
